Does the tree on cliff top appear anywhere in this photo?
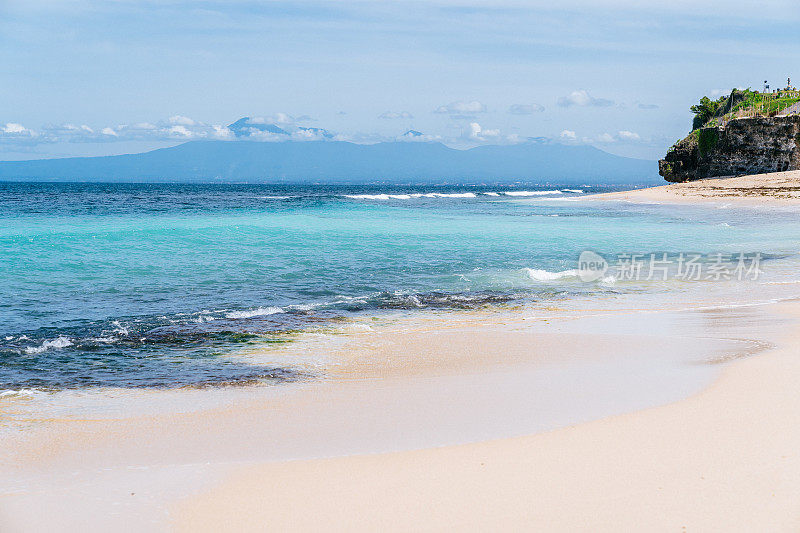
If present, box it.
[690,96,723,130]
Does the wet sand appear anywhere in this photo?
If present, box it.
[0,297,789,532]
[175,301,800,532]
[4,175,800,531]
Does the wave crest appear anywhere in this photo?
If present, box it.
[225,307,285,319]
[524,268,580,281]
[24,336,73,354]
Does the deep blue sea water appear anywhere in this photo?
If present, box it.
[2,182,800,390]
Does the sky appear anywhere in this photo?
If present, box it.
[2,0,800,160]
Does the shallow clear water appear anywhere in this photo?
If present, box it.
[2,182,799,390]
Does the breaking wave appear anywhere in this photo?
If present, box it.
[225,307,285,319]
[524,268,580,281]
[24,336,73,354]
[341,190,589,200]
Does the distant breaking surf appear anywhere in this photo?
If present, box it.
[343,190,582,200]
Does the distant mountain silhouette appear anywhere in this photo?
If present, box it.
[0,140,658,184]
[227,118,288,136]
[227,118,334,139]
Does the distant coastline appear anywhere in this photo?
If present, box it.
[0,140,658,185]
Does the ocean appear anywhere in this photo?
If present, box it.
[2,182,800,391]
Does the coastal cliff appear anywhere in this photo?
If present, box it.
[660,88,800,183]
[659,115,800,182]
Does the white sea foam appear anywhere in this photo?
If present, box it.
[504,190,562,196]
[288,303,318,311]
[0,389,36,400]
[345,194,390,200]
[24,336,73,354]
[111,320,129,335]
[90,336,118,343]
[432,192,476,198]
[345,192,476,199]
[562,189,583,193]
[225,307,285,319]
[483,192,501,196]
[344,194,420,200]
[524,268,579,281]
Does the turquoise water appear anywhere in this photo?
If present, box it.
[2,182,799,390]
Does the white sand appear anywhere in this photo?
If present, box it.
[589,170,800,205]
[5,175,800,531]
[174,301,800,532]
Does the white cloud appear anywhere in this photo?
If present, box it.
[616,130,640,141]
[557,90,614,108]
[291,128,328,140]
[593,130,642,143]
[396,129,442,142]
[212,125,233,139]
[101,127,118,136]
[559,129,577,141]
[379,111,414,119]
[168,115,197,126]
[508,103,545,114]
[168,125,194,137]
[3,123,34,135]
[434,100,487,118]
[465,122,501,142]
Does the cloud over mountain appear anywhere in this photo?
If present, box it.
[557,90,614,108]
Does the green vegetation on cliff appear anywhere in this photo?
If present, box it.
[696,128,719,158]
[690,97,723,130]
[689,88,800,132]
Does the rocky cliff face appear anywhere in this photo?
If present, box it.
[659,115,800,182]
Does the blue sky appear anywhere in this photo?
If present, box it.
[2,0,799,160]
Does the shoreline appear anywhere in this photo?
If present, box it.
[171,177,800,531]
[173,300,800,532]
[586,169,800,206]
[3,178,800,531]
[0,295,791,531]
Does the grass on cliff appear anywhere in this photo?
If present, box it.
[728,91,800,116]
[668,89,800,153]
[690,89,800,132]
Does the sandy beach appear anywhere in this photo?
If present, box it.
[588,170,800,206]
[172,178,800,531]
[7,1,800,531]
[175,300,800,531]
[3,177,800,532]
